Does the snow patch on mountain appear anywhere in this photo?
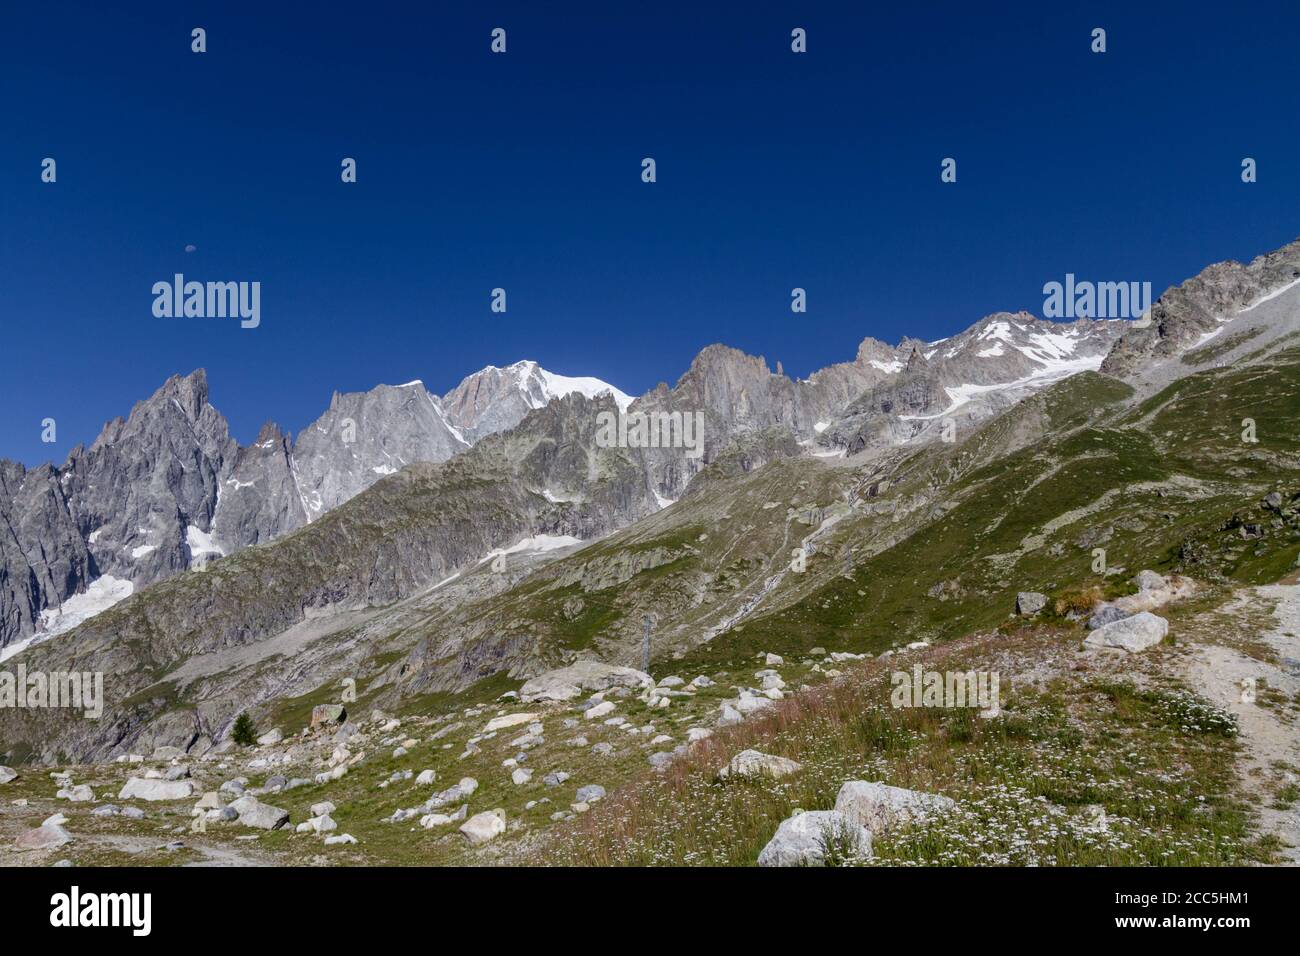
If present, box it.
[2,575,137,660]
[534,364,634,411]
[186,525,224,559]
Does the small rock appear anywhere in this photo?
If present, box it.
[584,701,616,720]
[311,704,347,728]
[1134,569,1167,592]
[1016,592,1047,616]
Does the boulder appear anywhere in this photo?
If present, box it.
[257,728,284,746]
[575,784,606,804]
[228,795,290,830]
[518,661,654,703]
[16,823,72,852]
[756,810,871,867]
[427,777,478,808]
[58,785,95,802]
[310,801,336,817]
[1087,605,1130,630]
[1016,592,1047,616]
[1084,611,1169,652]
[834,781,956,835]
[310,704,347,728]
[718,750,802,780]
[460,809,507,845]
[305,813,337,834]
[483,713,538,733]
[584,701,616,720]
[1134,570,1166,592]
[119,778,194,802]
[648,752,675,771]
[0,766,18,784]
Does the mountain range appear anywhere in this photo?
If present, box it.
[2,236,1299,765]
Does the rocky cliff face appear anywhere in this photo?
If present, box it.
[0,363,630,652]
[1100,238,1300,377]
[287,381,469,524]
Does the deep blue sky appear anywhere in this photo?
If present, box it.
[3,1,1298,466]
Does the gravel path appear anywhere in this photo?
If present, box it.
[1182,582,1300,864]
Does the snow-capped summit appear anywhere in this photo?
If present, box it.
[441,360,633,444]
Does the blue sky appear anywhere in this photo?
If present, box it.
[3,0,1298,466]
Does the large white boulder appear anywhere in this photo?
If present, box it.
[228,795,290,830]
[718,749,802,780]
[118,777,194,802]
[834,781,956,835]
[15,823,72,851]
[1084,611,1169,652]
[519,661,654,703]
[756,810,871,867]
[460,809,507,845]
[483,712,538,733]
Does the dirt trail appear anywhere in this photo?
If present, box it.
[1180,581,1300,864]
[90,833,273,866]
